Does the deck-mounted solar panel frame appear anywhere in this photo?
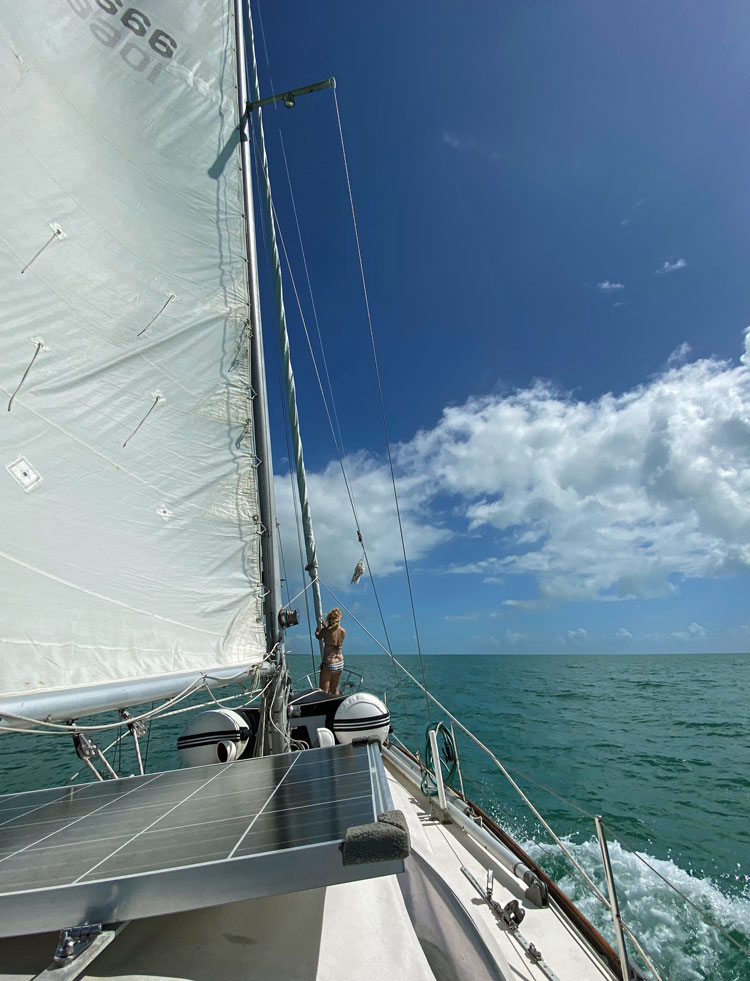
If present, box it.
[0,742,404,938]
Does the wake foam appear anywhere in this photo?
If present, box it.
[521,836,750,981]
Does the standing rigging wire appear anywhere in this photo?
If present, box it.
[278,133,348,463]
[254,139,416,743]
[251,4,416,738]
[331,87,432,722]
[251,136,317,676]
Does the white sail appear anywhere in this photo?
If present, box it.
[0,0,267,718]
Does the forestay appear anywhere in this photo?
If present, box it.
[0,0,267,718]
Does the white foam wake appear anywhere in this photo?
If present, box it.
[521,836,750,981]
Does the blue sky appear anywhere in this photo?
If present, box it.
[254,1,750,655]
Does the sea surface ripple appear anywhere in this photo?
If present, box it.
[1,652,747,980]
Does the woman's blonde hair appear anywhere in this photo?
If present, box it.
[326,608,342,627]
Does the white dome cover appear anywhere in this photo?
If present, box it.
[333,693,390,746]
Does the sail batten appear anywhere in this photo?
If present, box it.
[0,2,268,719]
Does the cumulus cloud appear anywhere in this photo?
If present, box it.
[597,280,625,293]
[617,627,633,638]
[672,621,707,641]
[278,331,750,604]
[656,258,687,274]
[666,342,691,367]
[274,452,446,589]
[567,627,588,641]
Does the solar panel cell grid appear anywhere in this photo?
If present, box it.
[0,744,376,898]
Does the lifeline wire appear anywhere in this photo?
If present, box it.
[332,87,431,722]
[375,630,750,966]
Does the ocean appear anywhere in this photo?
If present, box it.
[1,652,747,980]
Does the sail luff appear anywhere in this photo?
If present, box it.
[245,10,324,636]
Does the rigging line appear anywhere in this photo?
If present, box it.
[116,709,123,774]
[602,824,750,961]
[142,702,154,770]
[253,0,277,109]
[277,523,292,607]
[619,925,667,981]
[332,87,431,721]
[250,140,412,728]
[251,139,317,671]
[286,577,319,607]
[278,132,347,460]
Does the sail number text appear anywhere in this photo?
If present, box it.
[67,0,178,84]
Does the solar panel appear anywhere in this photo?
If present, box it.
[0,742,405,938]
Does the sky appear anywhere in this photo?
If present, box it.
[252,1,750,655]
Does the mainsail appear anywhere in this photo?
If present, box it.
[0,1,268,719]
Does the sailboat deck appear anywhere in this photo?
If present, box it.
[0,743,403,938]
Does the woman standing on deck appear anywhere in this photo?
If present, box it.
[315,608,346,695]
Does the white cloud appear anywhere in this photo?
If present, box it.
[442,131,501,162]
[672,621,707,641]
[617,627,633,639]
[656,258,687,275]
[666,341,691,367]
[443,613,479,622]
[278,332,750,605]
[274,452,446,589]
[403,337,750,601]
[506,630,526,644]
[567,627,588,641]
[597,280,625,293]
[741,325,750,366]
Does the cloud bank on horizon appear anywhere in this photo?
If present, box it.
[276,330,750,609]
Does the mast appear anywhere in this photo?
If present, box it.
[233,0,289,754]
[232,0,283,656]
[245,8,325,636]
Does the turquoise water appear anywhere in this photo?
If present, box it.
[1,652,748,980]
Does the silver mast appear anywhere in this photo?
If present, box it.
[245,9,325,637]
[232,0,283,657]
